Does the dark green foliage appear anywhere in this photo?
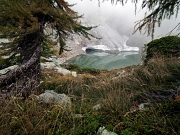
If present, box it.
[0,55,20,70]
[145,36,180,63]
[0,0,94,57]
[165,61,180,83]
[0,0,95,95]
[67,115,103,135]
[41,41,55,58]
[64,64,100,75]
[121,129,134,135]
[0,42,55,70]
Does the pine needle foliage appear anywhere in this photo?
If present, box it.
[0,0,94,57]
[0,0,95,97]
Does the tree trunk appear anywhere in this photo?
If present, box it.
[0,44,41,94]
[18,31,43,97]
[0,30,43,98]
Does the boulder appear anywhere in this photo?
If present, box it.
[92,104,101,110]
[41,62,57,69]
[97,127,118,135]
[57,68,71,75]
[37,90,71,106]
[72,71,77,77]
[41,62,71,75]
[138,103,150,110]
[0,65,18,75]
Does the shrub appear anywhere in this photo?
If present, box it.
[65,64,100,75]
[145,36,180,63]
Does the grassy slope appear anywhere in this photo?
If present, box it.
[1,36,180,134]
[1,57,180,135]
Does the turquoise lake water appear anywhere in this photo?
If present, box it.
[69,52,141,70]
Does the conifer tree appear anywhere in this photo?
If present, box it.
[0,0,94,97]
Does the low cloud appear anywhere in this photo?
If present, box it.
[66,0,180,48]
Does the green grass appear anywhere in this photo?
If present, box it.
[1,57,180,134]
[62,63,101,75]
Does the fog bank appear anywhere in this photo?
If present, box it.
[66,0,180,48]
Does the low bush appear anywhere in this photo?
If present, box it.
[145,36,180,63]
[65,64,100,75]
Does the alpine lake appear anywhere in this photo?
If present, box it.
[68,51,141,70]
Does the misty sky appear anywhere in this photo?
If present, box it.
[66,0,180,48]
